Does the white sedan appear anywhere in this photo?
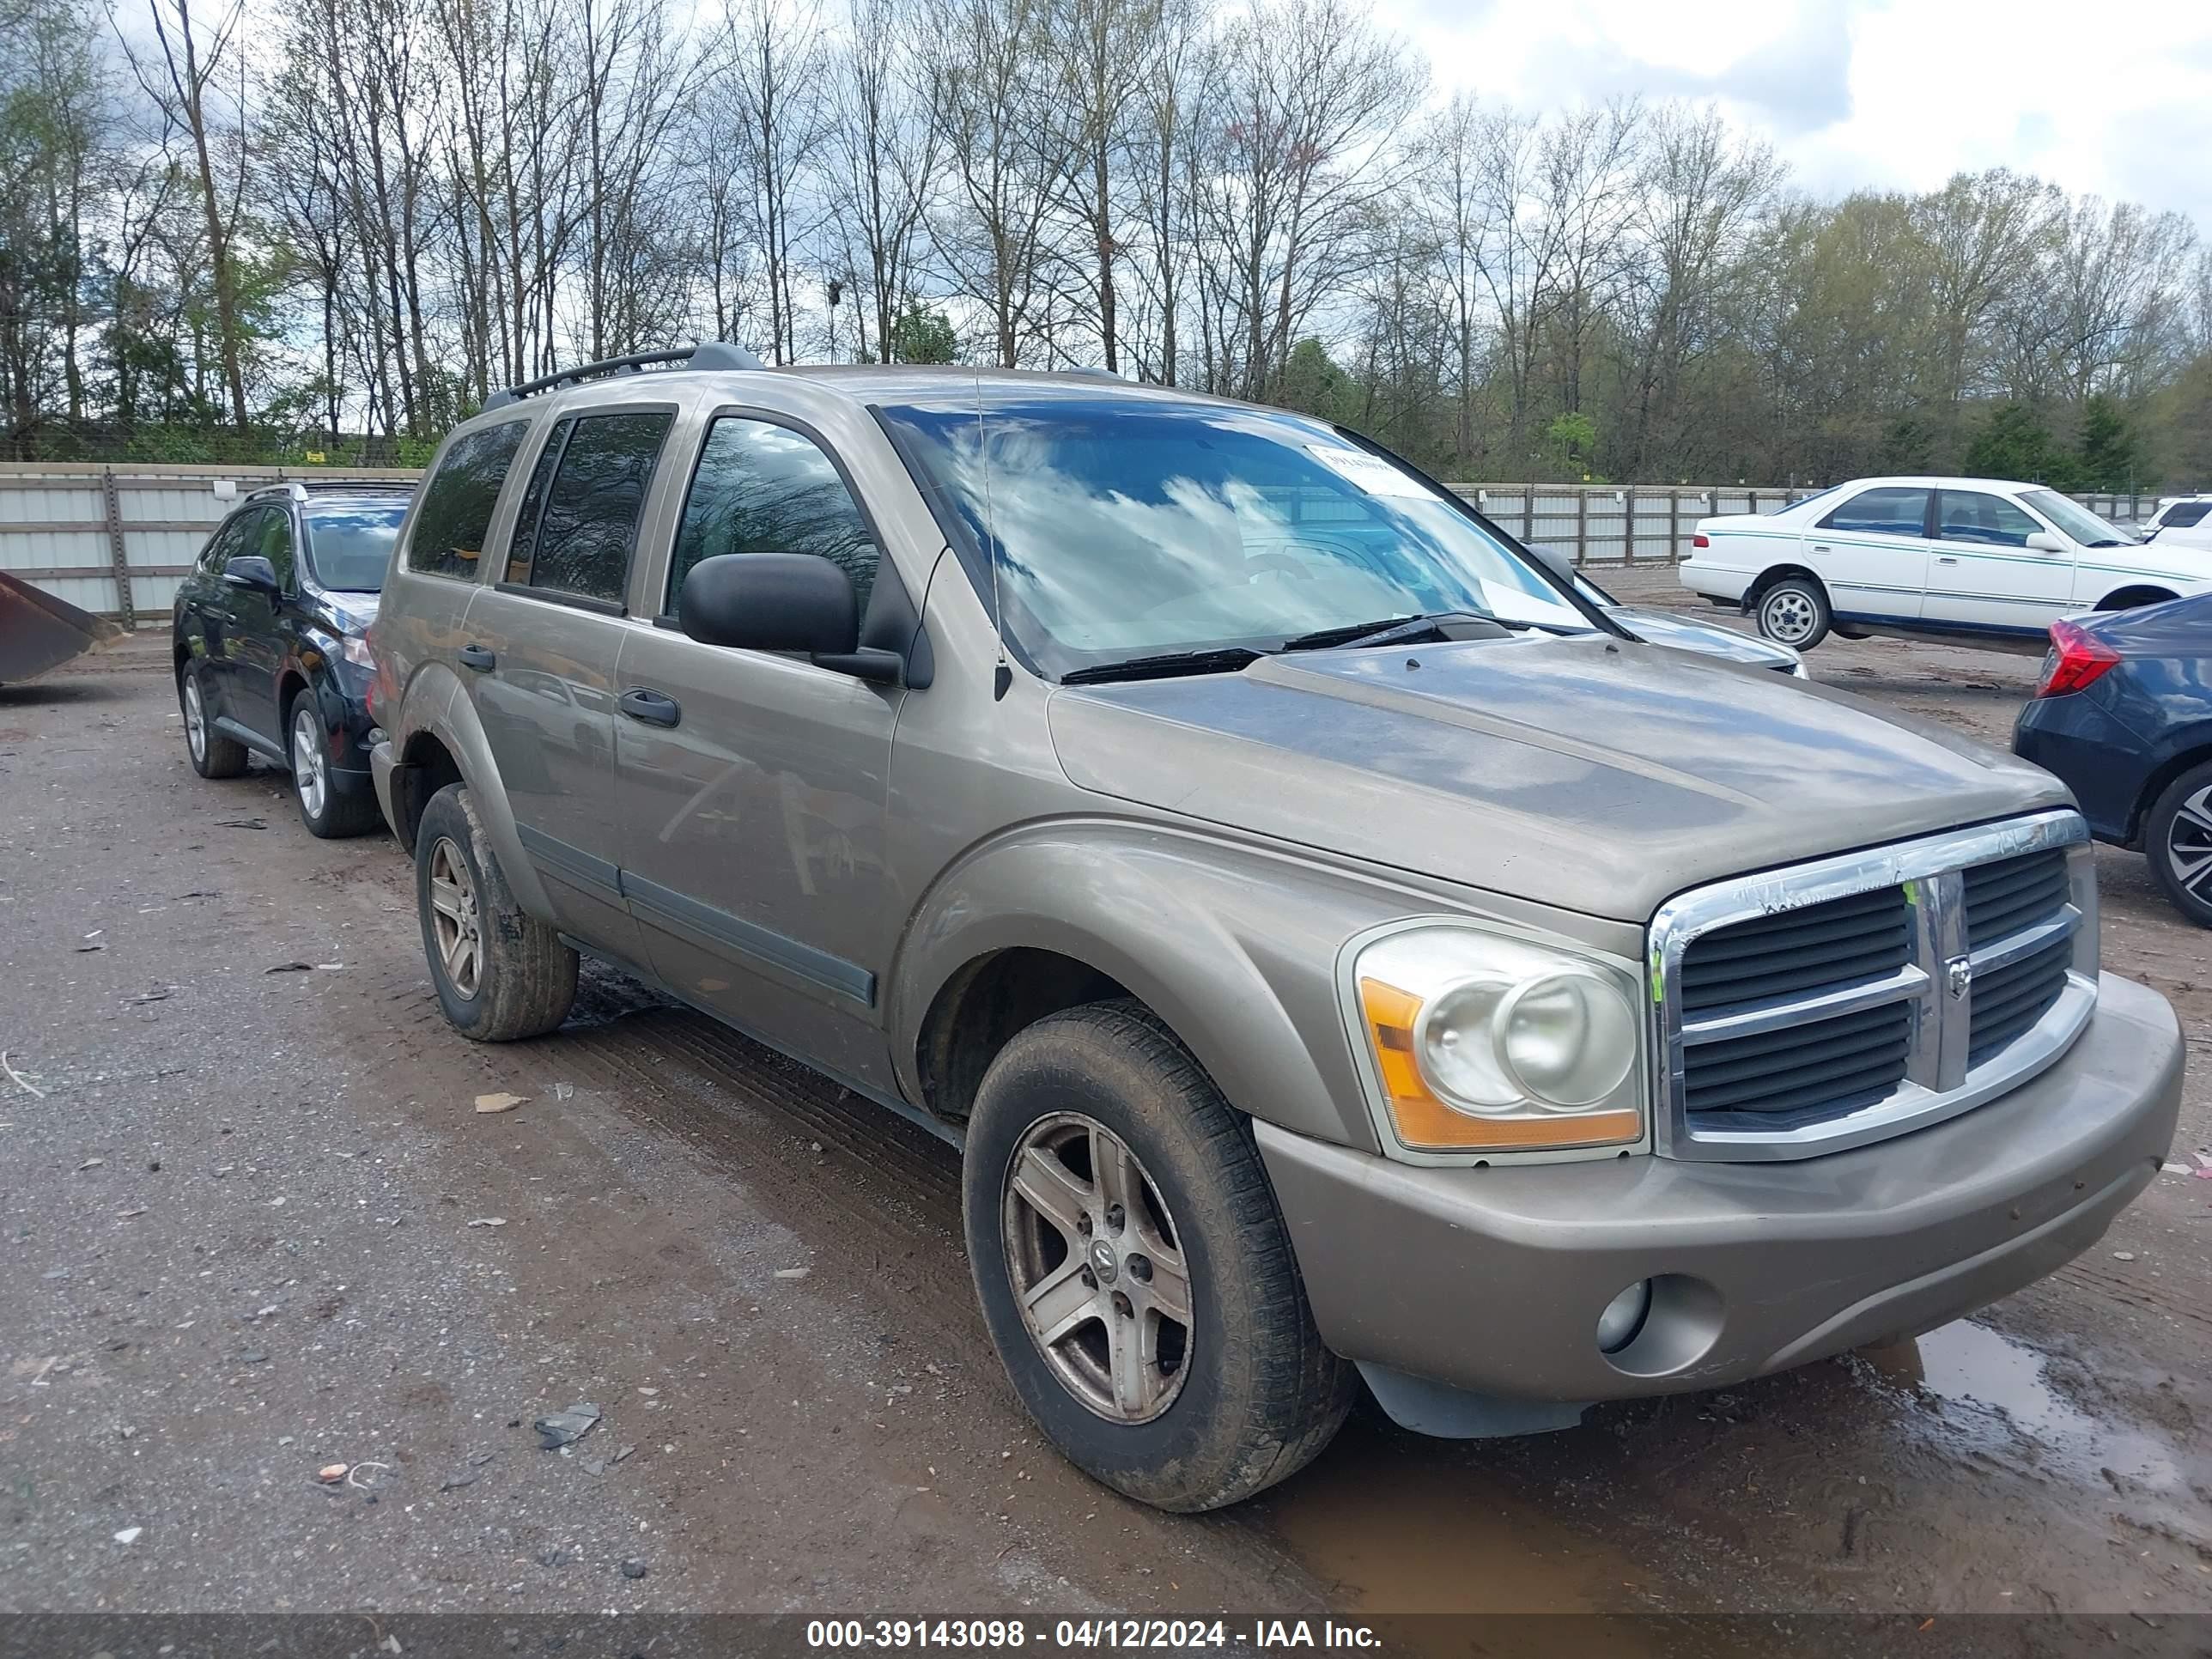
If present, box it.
[1678,475,2212,650]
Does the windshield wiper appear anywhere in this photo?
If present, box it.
[1060,647,1267,685]
[1279,611,1501,652]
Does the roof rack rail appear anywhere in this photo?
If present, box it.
[481,340,768,412]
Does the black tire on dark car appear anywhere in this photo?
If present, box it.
[2145,760,2212,928]
[180,661,248,779]
[414,781,577,1040]
[963,1000,1354,1511]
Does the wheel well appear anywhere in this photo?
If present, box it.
[172,641,190,686]
[2128,744,2212,845]
[915,948,1134,1126]
[2096,586,2176,613]
[392,730,463,854]
[1746,564,1823,608]
[276,670,310,726]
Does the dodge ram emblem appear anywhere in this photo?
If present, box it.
[1947,956,1973,1000]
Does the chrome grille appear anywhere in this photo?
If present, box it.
[1651,812,2098,1161]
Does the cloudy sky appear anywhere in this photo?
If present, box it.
[1375,0,2212,228]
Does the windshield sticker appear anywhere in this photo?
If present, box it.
[1305,445,1431,499]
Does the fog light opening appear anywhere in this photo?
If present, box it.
[1595,1279,1653,1354]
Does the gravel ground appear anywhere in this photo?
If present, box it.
[1,598,2207,1634]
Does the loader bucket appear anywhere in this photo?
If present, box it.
[0,569,126,686]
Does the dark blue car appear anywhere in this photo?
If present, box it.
[2014,592,2212,926]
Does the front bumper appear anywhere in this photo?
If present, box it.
[1258,971,2180,1411]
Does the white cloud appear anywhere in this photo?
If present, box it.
[1376,0,2212,227]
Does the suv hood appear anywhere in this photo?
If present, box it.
[1048,634,2067,923]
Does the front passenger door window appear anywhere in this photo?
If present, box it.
[668,416,881,617]
[1925,487,2073,634]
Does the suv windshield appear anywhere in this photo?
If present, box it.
[303,498,411,592]
[878,398,1590,678]
[2023,489,2136,550]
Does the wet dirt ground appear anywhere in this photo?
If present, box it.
[2,592,2208,1636]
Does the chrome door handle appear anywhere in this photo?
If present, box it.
[1936,556,1959,565]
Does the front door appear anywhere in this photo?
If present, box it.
[1807,485,1930,623]
[1923,487,2072,638]
[457,406,676,963]
[614,410,902,1088]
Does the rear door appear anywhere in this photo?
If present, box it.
[1924,487,2072,637]
[456,404,675,963]
[1807,486,1930,622]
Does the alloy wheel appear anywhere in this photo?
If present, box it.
[427,836,483,999]
[1761,589,1817,645]
[2166,784,2212,901]
[184,678,207,762]
[291,707,328,820]
[1001,1111,1194,1424]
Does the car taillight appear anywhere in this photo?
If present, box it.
[1692,533,1711,549]
[2034,618,2121,698]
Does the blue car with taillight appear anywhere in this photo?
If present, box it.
[2014,593,2212,925]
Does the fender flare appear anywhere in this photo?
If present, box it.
[887,821,1416,1152]
[395,660,556,921]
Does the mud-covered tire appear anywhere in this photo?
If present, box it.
[286,690,381,839]
[963,1000,1354,1511]
[2144,761,2212,928]
[180,662,247,779]
[414,782,576,1040]
[1754,574,1832,649]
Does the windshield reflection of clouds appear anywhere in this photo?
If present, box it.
[305,504,410,592]
[884,401,1568,673]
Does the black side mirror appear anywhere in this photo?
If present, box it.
[224,555,279,593]
[1522,543,1576,586]
[679,553,860,655]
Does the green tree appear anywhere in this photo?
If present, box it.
[1964,402,2077,485]
[2072,395,2139,490]
[1546,410,1597,477]
[887,299,958,364]
[1278,337,1354,423]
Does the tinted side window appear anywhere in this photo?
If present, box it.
[2166,501,2210,529]
[408,421,530,579]
[199,513,251,574]
[254,507,298,588]
[1935,490,2040,548]
[506,418,572,583]
[523,411,672,605]
[1820,487,1930,538]
[670,416,879,615]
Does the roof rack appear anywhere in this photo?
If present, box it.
[481,340,768,411]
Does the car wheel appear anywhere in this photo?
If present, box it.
[963,1000,1354,1512]
[180,663,247,779]
[1754,576,1832,649]
[414,782,578,1040]
[2145,762,2212,927]
[288,693,380,839]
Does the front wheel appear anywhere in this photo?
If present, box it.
[289,695,380,838]
[963,1000,1353,1511]
[1754,575,1832,649]
[2145,762,2212,927]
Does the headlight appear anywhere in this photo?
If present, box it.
[1347,924,1648,1155]
[341,635,376,669]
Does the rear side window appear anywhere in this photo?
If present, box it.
[669,416,880,615]
[508,410,672,606]
[1935,490,2040,548]
[1820,488,1929,538]
[2166,501,2210,530]
[408,421,529,579]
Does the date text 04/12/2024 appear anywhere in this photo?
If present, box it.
[804,1621,1382,1650]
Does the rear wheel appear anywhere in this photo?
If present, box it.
[1754,575,1832,649]
[963,1000,1353,1511]
[288,693,380,838]
[2145,761,2212,927]
[180,663,247,779]
[414,782,577,1039]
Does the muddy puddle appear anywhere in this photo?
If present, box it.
[1862,1319,2182,1490]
